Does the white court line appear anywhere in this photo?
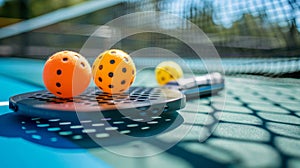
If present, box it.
[0,101,9,106]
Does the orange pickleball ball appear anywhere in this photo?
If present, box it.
[43,51,91,98]
[92,49,136,94]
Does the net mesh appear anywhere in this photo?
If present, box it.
[0,0,300,59]
[124,0,300,55]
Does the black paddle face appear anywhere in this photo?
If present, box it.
[9,87,185,121]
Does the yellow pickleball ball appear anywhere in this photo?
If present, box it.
[155,61,183,85]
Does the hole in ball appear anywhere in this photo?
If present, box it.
[98,77,102,82]
[57,92,62,95]
[122,67,127,73]
[108,85,114,88]
[110,60,115,64]
[57,69,62,75]
[62,57,68,62]
[56,82,61,87]
[80,62,85,68]
[74,55,80,59]
[111,51,116,54]
[123,57,129,62]
[108,72,114,78]
[99,65,103,70]
[121,80,126,85]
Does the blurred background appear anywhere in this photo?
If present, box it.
[0,0,300,76]
[1,2,300,168]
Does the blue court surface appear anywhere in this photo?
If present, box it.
[0,57,300,168]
